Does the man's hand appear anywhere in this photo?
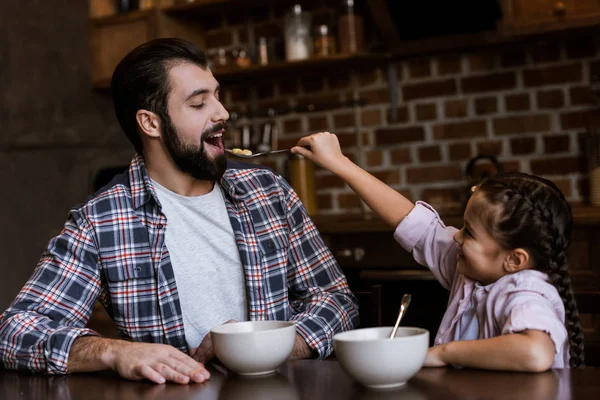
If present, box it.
[290,334,313,359]
[190,319,237,364]
[68,336,210,384]
[423,345,448,368]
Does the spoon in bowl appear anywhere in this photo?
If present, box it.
[389,294,412,339]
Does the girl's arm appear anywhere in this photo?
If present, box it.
[426,330,555,372]
[292,132,414,227]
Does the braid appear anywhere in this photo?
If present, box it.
[478,173,585,368]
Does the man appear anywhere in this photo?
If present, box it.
[0,38,358,384]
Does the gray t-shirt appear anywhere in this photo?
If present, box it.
[152,180,247,350]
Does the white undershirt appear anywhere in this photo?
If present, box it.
[152,180,247,349]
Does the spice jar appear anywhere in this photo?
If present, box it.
[338,0,365,54]
[284,4,312,61]
[314,25,336,57]
[287,154,317,215]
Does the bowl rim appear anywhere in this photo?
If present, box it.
[333,326,429,342]
[210,320,296,335]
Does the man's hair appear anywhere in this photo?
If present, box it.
[111,38,209,154]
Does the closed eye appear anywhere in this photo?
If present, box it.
[191,103,205,109]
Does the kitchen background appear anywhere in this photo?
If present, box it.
[1,1,600,358]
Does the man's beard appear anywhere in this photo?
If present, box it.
[161,114,227,182]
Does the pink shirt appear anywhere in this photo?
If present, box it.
[393,202,569,368]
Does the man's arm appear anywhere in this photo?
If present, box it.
[279,176,359,359]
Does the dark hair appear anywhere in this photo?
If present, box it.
[477,172,585,368]
[111,38,209,154]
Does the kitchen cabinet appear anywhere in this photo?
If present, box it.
[502,0,600,35]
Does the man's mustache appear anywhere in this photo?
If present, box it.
[202,122,228,140]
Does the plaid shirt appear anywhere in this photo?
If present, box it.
[0,154,358,374]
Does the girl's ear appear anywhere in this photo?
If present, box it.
[504,248,532,273]
[136,109,161,139]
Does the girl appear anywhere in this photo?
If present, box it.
[292,132,585,371]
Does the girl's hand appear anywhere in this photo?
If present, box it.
[291,132,348,173]
[424,345,448,368]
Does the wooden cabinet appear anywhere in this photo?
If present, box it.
[502,0,600,35]
[88,9,205,89]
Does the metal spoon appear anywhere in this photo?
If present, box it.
[224,148,292,158]
[389,294,412,339]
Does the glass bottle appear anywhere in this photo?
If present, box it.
[284,4,312,61]
[338,0,365,54]
[314,25,336,57]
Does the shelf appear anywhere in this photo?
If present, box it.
[89,9,153,25]
[162,0,323,18]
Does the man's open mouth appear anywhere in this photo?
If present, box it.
[204,132,224,150]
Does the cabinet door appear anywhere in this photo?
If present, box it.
[503,0,600,35]
[89,14,153,88]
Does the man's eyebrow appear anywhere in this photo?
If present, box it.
[184,85,220,101]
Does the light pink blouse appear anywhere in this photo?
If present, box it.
[393,201,569,368]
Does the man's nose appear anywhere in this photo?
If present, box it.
[212,100,229,122]
[453,229,463,244]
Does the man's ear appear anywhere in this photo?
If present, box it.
[504,248,531,273]
[136,109,161,139]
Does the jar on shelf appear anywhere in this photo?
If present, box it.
[287,154,317,215]
[338,0,365,54]
[314,25,336,57]
[284,4,312,61]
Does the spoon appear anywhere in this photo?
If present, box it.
[389,294,412,339]
[224,148,292,158]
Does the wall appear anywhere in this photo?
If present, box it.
[0,0,133,309]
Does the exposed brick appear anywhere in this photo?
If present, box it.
[279,79,298,96]
[395,63,403,81]
[372,169,401,185]
[317,193,333,210]
[358,68,378,86]
[328,72,351,89]
[308,116,328,131]
[375,127,425,145]
[361,88,390,105]
[461,72,516,93]
[365,150,384,166]
[523,64,583,87]
[407,165,462,184]
[301,75,326,93]
[551,179,572,198]
[590,60,600,79]
[337,132,360,148]
[468,51,496,72]
[333,112,355,129]
[449,142,472,161]
[256,83,274,100]
[408,59,432,79]
[510,137,537,155]
[421,187,464,211]
[390,148,412,164]
[386,106,410,124]
[529,41,561,63]
[228,85,248,102]
[544,135,571,154]
[296,94,343,112]
[500,47,527,68]
[476,140,503,156]
[530,156,586,175]
[505,93,530,111]
[361,109,382,126]
[437,55,462,75]
[433,121,487,140]
[561,109,600,130]
[403,79,457,101]
[570,86,596,106]
[415,103,437,121]
[444,99,468,118]
[565,37,596,59]
[493,115,551,135]
[537,89,564,109]
[502,161,521,173]
[475,97,497,115]
[206,30,233,48]
[338,193,362,208]
[283,118,302,133]
[317,174,346,189]
[419,145,442,162]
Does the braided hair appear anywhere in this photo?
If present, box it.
[476,172,585,368]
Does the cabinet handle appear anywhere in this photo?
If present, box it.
[337,249,353,258]
[554,1,566,16]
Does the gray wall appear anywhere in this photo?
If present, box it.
[0,1,134,309]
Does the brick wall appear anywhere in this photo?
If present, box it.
[213,16,600,215]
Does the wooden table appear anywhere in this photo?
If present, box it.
[1,360,599,399]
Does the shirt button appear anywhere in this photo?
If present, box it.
[157,224,164,229]
[135,267,142,272]
[267,240,275,249]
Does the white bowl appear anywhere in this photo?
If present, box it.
[211,320,296,376]
[333,327,429,389]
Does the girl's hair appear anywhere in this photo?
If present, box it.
[477,172,585,368]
